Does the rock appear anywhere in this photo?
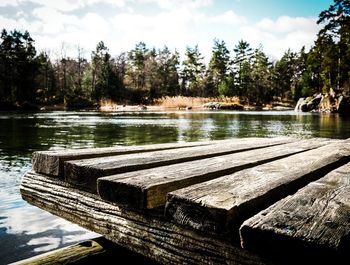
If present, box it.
[203,102,219,109]
[306,94,322,111]
[21,101,41,111]
[337,96,350,115]
[203,102,243,110]
[319,94,336,112]
[294,98,307,112]
[295,94,322,112]
[301,102,310,112]
[329,88,336,98]
[138,105,147,111]
[0,102,20,111]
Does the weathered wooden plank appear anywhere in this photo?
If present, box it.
[11,237,159,265]
[165,140,350,238]
[11,237,105,265]
[65,137,295,192]
[98,138,332,210]
[239,162,350,264]
[32,140,229,177]
[20,172,271,265]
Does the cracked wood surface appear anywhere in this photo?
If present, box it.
[64,137,294,192]
[98,138,329,210]
[165,140,350,238]
[20,172,271,265]
[239,162,350,265]
[32,139,229,177]
[24,137,350,264]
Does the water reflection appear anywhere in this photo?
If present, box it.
[1,110,350,263]
[0,206,97,264]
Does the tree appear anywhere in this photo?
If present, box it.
[113,52,127,101]
[318,0,350,35]
[250,47,272,104]
[181,45,205,96]
[218,72,235,97]
[155,47,180,97]
[91,41,106,100]
[272,49,297,100]
[35,51,58,104]
[318,0,350,91]
[207,39,231,96]
[127,42,149,91]
[233,40,254,97]
[0,29,37,104]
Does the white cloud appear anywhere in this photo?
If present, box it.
[33,11,111,58]
[0,0,126,12]
[257,16,319,33]
[109,7,246,58]
[0,0,321,61]
[240,16,321,59]
[210,10,246,25]
[0,15,42,33]
[137,0,213,10]
[86,0,125,7]
[109,9,192,55]
[0,0,20,7]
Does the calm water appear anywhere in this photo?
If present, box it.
[1,110,350,264]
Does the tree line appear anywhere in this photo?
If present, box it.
[0,0,349,108]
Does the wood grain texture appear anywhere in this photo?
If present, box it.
[20,172,271,265]
[165,140,350,238]
[32,140,228,177]
[12,237,160,265]
[12,238,105,265]
[98,138,331,210]
[65,137,295,192]
[239,162,350,265]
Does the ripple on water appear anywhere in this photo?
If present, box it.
[1,110,349,263]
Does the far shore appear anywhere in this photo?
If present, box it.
[98,104,294,112]
[0,103,294,112]
[1,96,295,112]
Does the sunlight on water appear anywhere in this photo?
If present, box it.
[0,110,350,264]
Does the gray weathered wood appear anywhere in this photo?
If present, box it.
[11,236,159,265]
[165,140,350,237]
[20,172,271,265]
[239,162,350,264]
[65,137,295,192]
[32,140,228,177]
[12,237,105,265]
[98,138,332,209]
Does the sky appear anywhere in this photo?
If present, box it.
[0,0,334,61]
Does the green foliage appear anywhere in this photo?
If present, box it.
[218,73,235,97]
[251,47,273,104]
[233,40,254,98]
[317,0,350,92]
[208,39,231,96]
[1,1,350,108]
[35,51,58,104]
[181,45,206,96]
[272,49,298,99]
[0,29,37,104]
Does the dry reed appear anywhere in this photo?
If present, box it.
[156,96,240,109]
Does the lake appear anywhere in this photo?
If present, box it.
[1,110,350,264]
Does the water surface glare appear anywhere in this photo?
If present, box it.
[1,110,350,264]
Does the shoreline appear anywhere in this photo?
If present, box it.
[99,104,294,112]
[0,104,296,112]
[1,97,295,112]
[0,101,295,112]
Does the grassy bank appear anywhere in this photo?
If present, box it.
[99,97,294,111]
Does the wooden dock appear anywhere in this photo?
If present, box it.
[21,137,350,264]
